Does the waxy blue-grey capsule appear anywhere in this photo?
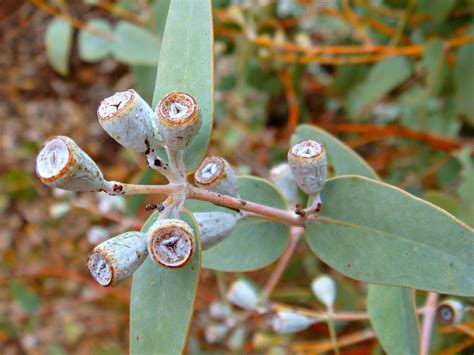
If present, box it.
[87,231,147,286]
[194,156,239,198]
[147,219,195,268]
[288,140,327,196]
[156,92,201,151]
[36,136,107,192]
[194,212,238,250]
[97,89,162,153]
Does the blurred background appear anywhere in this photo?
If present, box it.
[0,0,472,354]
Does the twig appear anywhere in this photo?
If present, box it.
[291,328,375,353]
[261,226,304,300]
[420,292,439,355]
[340,0,373,46]
[278,69,300,138]
[187,185,306,226]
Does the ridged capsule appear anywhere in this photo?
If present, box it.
[226,278,259,311]
[36,136,107,192]
[97,89,161,153]
[436,299,464,325]
[271,311,314,334]
[269,163,299,207]
[156,92,201,150]
[194,212,238,250]
[87,231,147,286]
[194,156,239,198]
[311,275,336,308]
[147,219,195,268]
[288,140,327,196]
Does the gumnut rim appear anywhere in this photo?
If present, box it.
[157,92,199,126]
[36,136,73,183]
[290,140,324,160]
[87,250,114,287]
[148,219,195,268]
[97,90,135,120]
[195,156,226,185]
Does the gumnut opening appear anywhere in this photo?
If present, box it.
[194,156,239,197]
[436,299,464,325]
[148,219,194,268]
[87,251,113,286]
[36,137,71,182]
[97,90,134,120]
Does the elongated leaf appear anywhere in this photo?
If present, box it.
[45,18,73,76]
[368,286,419,355]
[78,19,113,63]
[348,56,412,118]
[130,211,201,354]
[293,124,419,351]
[455,44,474,126]
[151,0,214,172]
[305,175,474,296]
[112,21,161,65]
[187,176,290,271]
[422,40,448,96]
[291,124,377,179]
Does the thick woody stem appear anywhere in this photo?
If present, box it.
[187,185,306,226]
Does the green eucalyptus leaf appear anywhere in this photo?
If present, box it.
[348,56,412,118]
[368,285,419,355]
[45,18,73,76]
[291,124,378,179]
[293,124,419,353]
[78,19,113,63]
[130,210,201,354]
[305,175,474,296]
[455,43,474,126]
[187,176,290,272]
[151,0,214,172]
[422,40,448,96]
[112,21,161,65]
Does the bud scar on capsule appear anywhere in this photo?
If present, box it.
[194,156,239,198]
[288,140,327,210]
[147,219,195,268]
[156,92,201,151]
[87,231,147,286]
[97,89,161,153]
[36,136,108,192]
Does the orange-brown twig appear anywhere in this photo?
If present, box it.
[278,69,300,137]
[318,123,465,151]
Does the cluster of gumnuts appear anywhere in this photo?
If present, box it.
[36,89,328,287]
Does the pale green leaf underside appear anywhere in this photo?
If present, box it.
[306,175,473,296]
[45,18,73,76]
[152,0,214,172]
[186,176,290,272]
[368,285,419,355]
[78,19,113,63]
[291,125,378,179]
[113,21,161,65]
[130,211,201,354]
[294,123,420,351]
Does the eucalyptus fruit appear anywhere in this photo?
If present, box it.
[194,156,239,198]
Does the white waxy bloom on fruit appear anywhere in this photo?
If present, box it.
[288,140,327,197]
[311,275,336,309]
[226,278,259,311]
[436,299,464,325]
[205,323,229,344]
[156,91,201,151]
[36,136,108,192]
[194,156,239,198]
[269,163,299,207]
[147,219,195,268]
[87,231,147,286]
[194,212,238,250]
[209,301,232,319]
[271,311,313,334]
[97,89,161,153]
